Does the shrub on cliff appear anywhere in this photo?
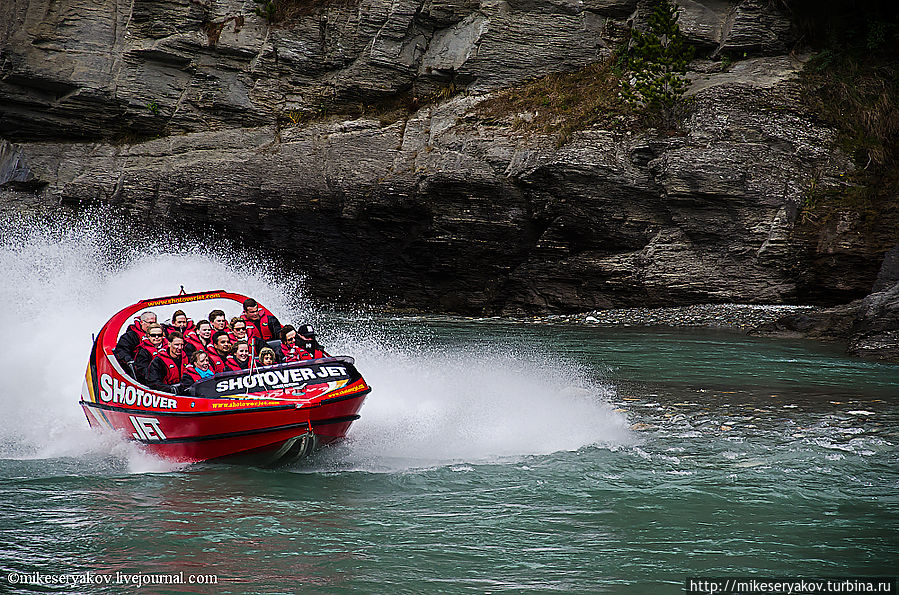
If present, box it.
[621,0,694,129]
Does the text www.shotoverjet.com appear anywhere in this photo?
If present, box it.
[687,578,896,594]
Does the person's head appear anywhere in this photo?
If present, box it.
[192,350,210,370]
[297,324,316,342]
[168,333,184,357]
[243,298,262,321]
[231,318,248,339]
[139,311,157,331]
[212,330,231,355]
[196,320,212,341]
[208,309,227,331]
[233,341,250,362]
[171,310,189,330]
[259,347,276,366]
[146,323,165,347]
[280,325,296,345]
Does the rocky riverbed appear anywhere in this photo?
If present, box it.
[394,304,819,332]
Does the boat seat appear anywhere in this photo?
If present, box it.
[266,340,284,363]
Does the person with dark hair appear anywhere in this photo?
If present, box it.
[185,319,213,355]
[241,298,281,341]
[208,309,228,334]
[278,325,303,363]
[226,341,253,372]
[113,310,157,368]
[147,333,188,394]
[207,330,232,374]
[296,324,329,360]
[181,350,214,390]
[229,317,261,355]
[164,309,194,340]
[133,323,168,382]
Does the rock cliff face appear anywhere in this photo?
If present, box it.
[1,0,896,329]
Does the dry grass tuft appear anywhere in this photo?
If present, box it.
[473,57,631,146]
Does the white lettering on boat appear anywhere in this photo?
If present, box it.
[98,374,176,409]
[129,416,167,441]
[213,366,348,393]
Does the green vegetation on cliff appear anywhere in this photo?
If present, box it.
[796,2,898,235]
[620,0,694,129]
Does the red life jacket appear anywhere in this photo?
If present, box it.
[165,319,195,340]
[297,347,328,360]
[225,355,251,372]
[127,319,147,358]
[183,363,214,383]
[280,342,304,363]
[154,350,188,385]
[227,333,260,355]
[137,336,168,360]
[205,348,228,374]
[242,308,276,340]
[185,330,210,353]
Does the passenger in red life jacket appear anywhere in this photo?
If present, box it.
[147,333,188,394]
[258,347,277,367]
[296,324,329,360]
[226,341,253,372]
[206,331,232,374]
[208,309,229,335]
[113,310,156,368]
[229,318,262,355]
[241,298,282,342]
[164,309,195,341]
[181,350,214,391]
[278,325,303,363]
[185,319,213,355]
[133,323,169,383]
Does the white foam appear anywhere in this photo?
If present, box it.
[1,211,630,471]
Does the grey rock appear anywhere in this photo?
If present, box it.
[873,245,899,293]
[0,0,897,362]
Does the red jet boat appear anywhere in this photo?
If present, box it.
[79,290,371,465]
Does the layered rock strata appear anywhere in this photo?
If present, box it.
[1,0,897,358]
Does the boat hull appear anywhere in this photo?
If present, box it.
[81,290,371,466]
[80,390,367,465]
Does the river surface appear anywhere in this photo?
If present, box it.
[1,216,897,593]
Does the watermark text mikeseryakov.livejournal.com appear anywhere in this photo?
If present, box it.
[6,571,219,587]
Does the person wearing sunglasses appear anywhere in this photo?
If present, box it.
[229,318,261,355]
[133,323,169,383]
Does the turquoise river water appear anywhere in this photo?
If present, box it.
[0,218,896,593]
